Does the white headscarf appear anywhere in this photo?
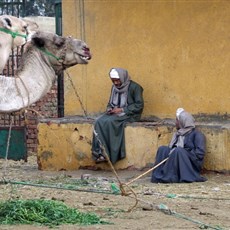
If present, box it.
[109,69,120,79]
[176,108,184,119]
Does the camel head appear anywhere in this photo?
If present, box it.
[0,15,38,72]
[0,31,91,112]
[31,31,92,74]
[0,15,38,48]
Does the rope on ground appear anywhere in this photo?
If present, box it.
[166,193,230,201]
[142,191,230,201]
[1,179,224,230]
[93,129,138,212]
[0,180,121,196]
[157,203,224,230]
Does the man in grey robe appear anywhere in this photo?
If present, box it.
[151,108,207,183]
[92,67,144,164]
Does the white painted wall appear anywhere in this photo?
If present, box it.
[24,16,55,33]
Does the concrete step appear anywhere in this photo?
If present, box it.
[37,116,230,172]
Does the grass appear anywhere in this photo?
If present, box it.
[0,199,110,228]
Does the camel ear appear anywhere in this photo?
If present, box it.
[22,18,39,32]
[0,16,12,29]
[54,35,65,47]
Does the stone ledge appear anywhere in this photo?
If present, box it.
[37,116,230,172]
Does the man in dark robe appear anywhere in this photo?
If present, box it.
[92,67,144,164]
[151,108,207,183]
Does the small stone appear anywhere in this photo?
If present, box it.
[142,204,154,211]
[81,174,92,180]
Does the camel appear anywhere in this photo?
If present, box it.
[0,30,91,113]
[0,15,38,72]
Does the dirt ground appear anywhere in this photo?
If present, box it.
[0,156,229,230]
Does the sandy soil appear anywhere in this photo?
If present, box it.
[0,156,229,230]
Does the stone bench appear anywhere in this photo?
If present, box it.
[37,116,230,172]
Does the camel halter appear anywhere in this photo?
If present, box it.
[37,44,68,71]
[37,47,61,61]
[0,27,28,39]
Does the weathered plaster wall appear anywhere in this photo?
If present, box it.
[62,0,230,119]
[37,120,230,171]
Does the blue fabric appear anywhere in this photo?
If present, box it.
[151,129,207,183]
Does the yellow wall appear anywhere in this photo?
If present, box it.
[37,121,230,171]
[62,0,230,119]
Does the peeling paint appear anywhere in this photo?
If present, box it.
[38,120,230,172]
[75,152,87,161]
[41,151,53,161]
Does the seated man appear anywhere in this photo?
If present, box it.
[92,67,144,164]
[151,108,207,183]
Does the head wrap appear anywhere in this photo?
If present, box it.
[178,111,195,130]
[109,69,120,79]
[169,110,195,149]
[108,67,131,108]
[176,108,184,119]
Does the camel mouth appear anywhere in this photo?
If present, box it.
[80,55,91,61]
[80,46,92,63]
[79,53,92,64]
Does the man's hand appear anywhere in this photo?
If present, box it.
[106,108,113,114]
[107,108,123,114]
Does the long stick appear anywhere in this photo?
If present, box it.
[125,157,169,186]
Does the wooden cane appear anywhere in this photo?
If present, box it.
[125,157,169,186]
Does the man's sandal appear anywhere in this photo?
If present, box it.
[95,155,107,163]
